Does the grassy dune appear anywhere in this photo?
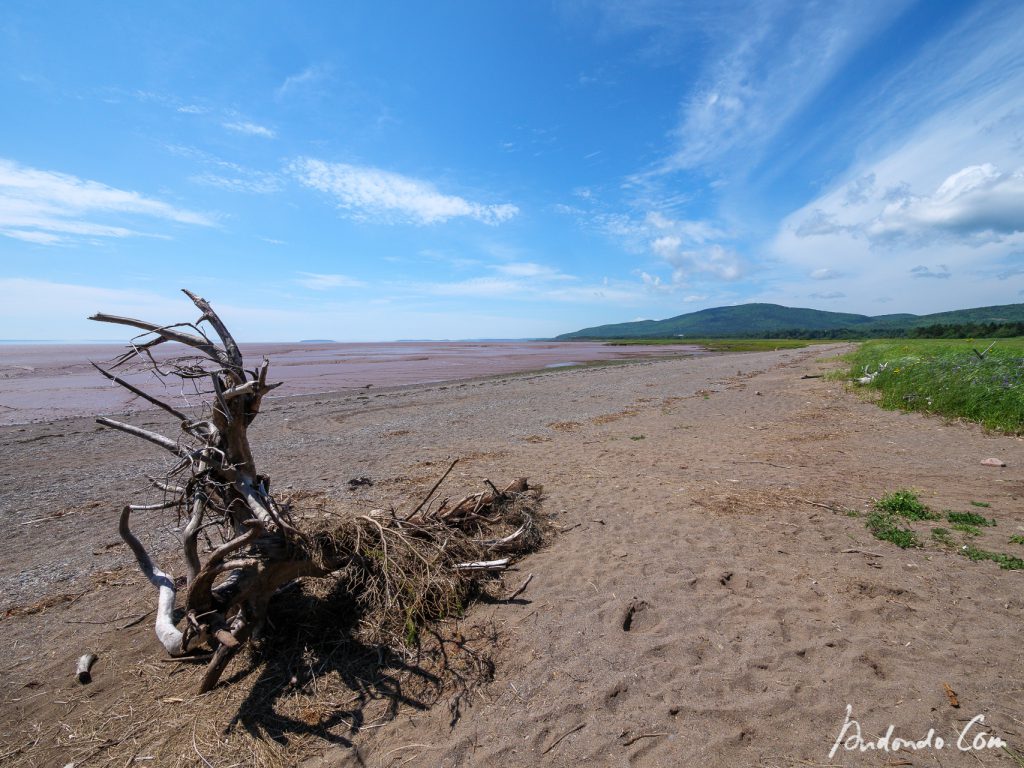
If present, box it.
[845,338,1024,434]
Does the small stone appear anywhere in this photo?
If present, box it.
[981,457,1007,467]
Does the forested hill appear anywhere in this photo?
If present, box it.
[556,302,1024,339]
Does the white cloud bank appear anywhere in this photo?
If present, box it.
[289,158,519,225]
[767,3,1024,315]
[0,158,213,245]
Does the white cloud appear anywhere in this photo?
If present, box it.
[868,165,1024,243]
[276,64,330,98]
[0,158,214,245]
[662,1,911,172]
[789,164,1024,248]
[177,104,206,114]
[222,121,277,139]
[770,16,1024,316]
[191,171,282,195]
[809,291,845,299]
[289,157,519,225]
[295,272,366,290]
[492,261,573,280]
[602,210,739,283]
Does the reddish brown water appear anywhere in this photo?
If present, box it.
[0,341,705,425]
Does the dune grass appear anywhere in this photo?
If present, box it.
[845,338,1024,434]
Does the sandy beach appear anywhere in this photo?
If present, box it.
[1,344,1021,767]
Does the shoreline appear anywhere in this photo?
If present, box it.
[0,340,707,427]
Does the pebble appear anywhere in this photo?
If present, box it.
[981,457,1007,467]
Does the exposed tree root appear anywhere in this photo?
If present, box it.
[90,290,544,692]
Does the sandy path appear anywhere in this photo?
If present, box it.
[1,344,1021,767]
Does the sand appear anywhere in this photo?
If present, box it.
[1,344,1022,766]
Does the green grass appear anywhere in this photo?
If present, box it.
[947,511,996,527]
[962,545,1024,570]
[931,527,954,546]
[951,522,983,536]
[866,510,921,548]
[970,500,991,508]
[873,489,940,520]
[844,338,1024,433]
[865,489,1022,569]
[605,338,819,351]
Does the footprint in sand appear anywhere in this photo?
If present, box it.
[622,598,660,633]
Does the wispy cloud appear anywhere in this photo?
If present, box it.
[491,261,574,280]
[295,272,366,290]
[222,120,276,139]
[661,1,911,173]
[191,171,282,195]
[168,144,282,195]
[0,158,213,245]
[276,64,331,98]
[289,157,519,225]
[769,3,1024,315]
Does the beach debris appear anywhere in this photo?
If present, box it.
[88,290,543,693]
[855,362,888,384]
[980,457,1007,467]
[347,475,373,488]
[542,722,586,754]
[943,682,960,708]
[76,653,97,684]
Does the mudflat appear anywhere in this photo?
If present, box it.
[1,344,1021,767]
[0,341,705,426]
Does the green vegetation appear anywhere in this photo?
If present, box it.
[951,523,983,536]
[866,489,1022,569]
[845,338,1024,433]
[962,546,1024,570]
[931,527,953,546]
[629,434,645,440]
[946,511,996,527]
[970,500,991,507]
[873,489,940,520]
[866,510,921,548]
[556,301,1024,341]
[608,338,817,352]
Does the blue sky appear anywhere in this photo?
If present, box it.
[1,0,1023,341]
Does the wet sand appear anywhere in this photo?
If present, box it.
[0,341,704,425]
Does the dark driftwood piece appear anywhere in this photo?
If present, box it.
[91,290,536,693]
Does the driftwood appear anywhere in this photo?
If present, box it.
[90,290,541,692]
[76,653,98,684]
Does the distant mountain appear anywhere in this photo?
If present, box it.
[555,302,1024,339]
